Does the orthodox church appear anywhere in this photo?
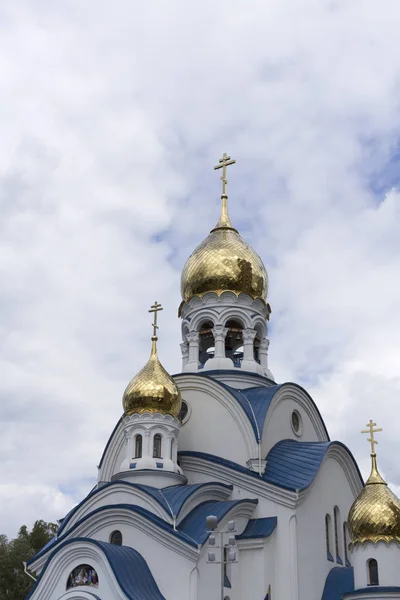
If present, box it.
[25,154,400,600]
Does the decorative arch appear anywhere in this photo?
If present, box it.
[175,374,260,461]
[260,383,330,457]
[189,308,219,332]
[26,539,168,600]
[57,481,173,539]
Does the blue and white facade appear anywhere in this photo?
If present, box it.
[25,175,400,600]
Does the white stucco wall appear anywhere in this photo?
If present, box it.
[296,453,358,600]
[177,380,256,465]
[351,542,400,589]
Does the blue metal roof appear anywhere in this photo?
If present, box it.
[25,538,166,600]
[179,499,258,545]
[343,587,400,598]
[222,384,282,440]
[180,440,363,492]
[161,482,232,516]
[321,567,354,600]
[264,440,331,490]
[236,517,277,539]
[58,480,232,537]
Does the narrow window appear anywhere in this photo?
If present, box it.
[170,438,174,460]
[325,514,333,560]
[334,506,341,561]
[134,435,142,458]
[368,559,379,585]
[343,522,350,565]
[153,434,162,458]
[110,530,122,545]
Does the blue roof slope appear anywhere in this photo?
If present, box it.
[236,517,277,539]
[343,587,400,598]
[223,384,282,440]
[179,499,258,545]
[162,482,232,516]
[25,538,166,600]
[180,440,363,493]
[264,440,331,490]
[57,480,232,537]
[321,567,354,600]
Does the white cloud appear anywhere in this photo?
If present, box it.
[1,0,400,537]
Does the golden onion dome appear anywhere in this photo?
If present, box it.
[348,433,400,547]
[122,303,182,418]
[180,195,268,304]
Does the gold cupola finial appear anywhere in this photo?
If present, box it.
[348,419,400,547]
[179,153,269,307]
[361,419,385,485]
[211,152,238,232]
[122,301,182,418]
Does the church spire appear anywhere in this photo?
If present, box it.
[211,152,238,232]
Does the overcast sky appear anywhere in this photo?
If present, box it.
[1,0,400,538]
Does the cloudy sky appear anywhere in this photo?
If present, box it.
[1,0,400,538]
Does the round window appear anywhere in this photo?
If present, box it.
[179,400,190,424]
[291,410,302,436]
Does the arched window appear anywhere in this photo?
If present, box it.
[225,320,244,364]
[198,322,215,367]
[110,530,123,545]
[134,434,142,458]
[368,558,379,586]
[153,434,162,458]
[325,514,333,560]
[343,522,350,565]
[334,506,341,561]
[67,564,99,588]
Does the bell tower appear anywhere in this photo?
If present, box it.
[178,154,274,380]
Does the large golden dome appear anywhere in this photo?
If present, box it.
[123,303,182,418]
[181,196,268,304]
[348,452,400,547]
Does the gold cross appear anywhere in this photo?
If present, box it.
[361,419,383,455]
[214,152,236,197]
[149,301,163,338]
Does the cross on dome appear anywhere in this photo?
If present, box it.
[149,301,163,339]
[214,152,236,198]
[361,419,383,456]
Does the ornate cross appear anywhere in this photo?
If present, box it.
[361,419,383,455]
[214,152,236,197]
[149,301,163,337]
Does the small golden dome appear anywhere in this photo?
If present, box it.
[122,303,182,418]
[180,196,268,304]
[348,453,400,547]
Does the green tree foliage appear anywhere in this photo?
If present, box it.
[0,520,57,600]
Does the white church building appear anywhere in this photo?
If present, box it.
[25,154,400,600]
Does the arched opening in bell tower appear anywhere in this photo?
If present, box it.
[198,321,215,368]
[225,319,244,366]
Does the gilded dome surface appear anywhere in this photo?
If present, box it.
[348,454,400,547]
[181,199,268,303]
[123,338,182,418]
